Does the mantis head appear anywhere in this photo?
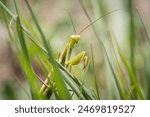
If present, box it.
[70,34,80,47]
[71,34,80,42]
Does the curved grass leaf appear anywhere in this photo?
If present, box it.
[16,13,41,99]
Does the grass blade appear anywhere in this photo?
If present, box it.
[24,0,71,100]
[58,63,95,100]
[127,0,136,72]
[90,45,101,99]
[15,12,41,99]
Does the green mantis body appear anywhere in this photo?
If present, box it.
[39,9,121,97]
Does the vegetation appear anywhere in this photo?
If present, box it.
[0,0,149,100]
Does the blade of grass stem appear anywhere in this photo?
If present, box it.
[90,45,101,100]
[128,0,136,72]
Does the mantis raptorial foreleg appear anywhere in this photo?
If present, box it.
[58,35,80,65]
[66,51,88,71]
[58,35,88,71]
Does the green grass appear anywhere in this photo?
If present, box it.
[0,0,149,100]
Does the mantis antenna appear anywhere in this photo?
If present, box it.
[66,10,77,35]
[78,8,122,35]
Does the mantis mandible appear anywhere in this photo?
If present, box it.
[39,9,121,95]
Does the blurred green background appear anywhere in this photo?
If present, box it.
[0,0,150,99]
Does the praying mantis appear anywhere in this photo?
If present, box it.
[39,9,121,96]
[59,34,87,71]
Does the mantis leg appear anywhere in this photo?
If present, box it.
[66,51,88,71]
[39,69,53,96]
[59,44,72,66]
